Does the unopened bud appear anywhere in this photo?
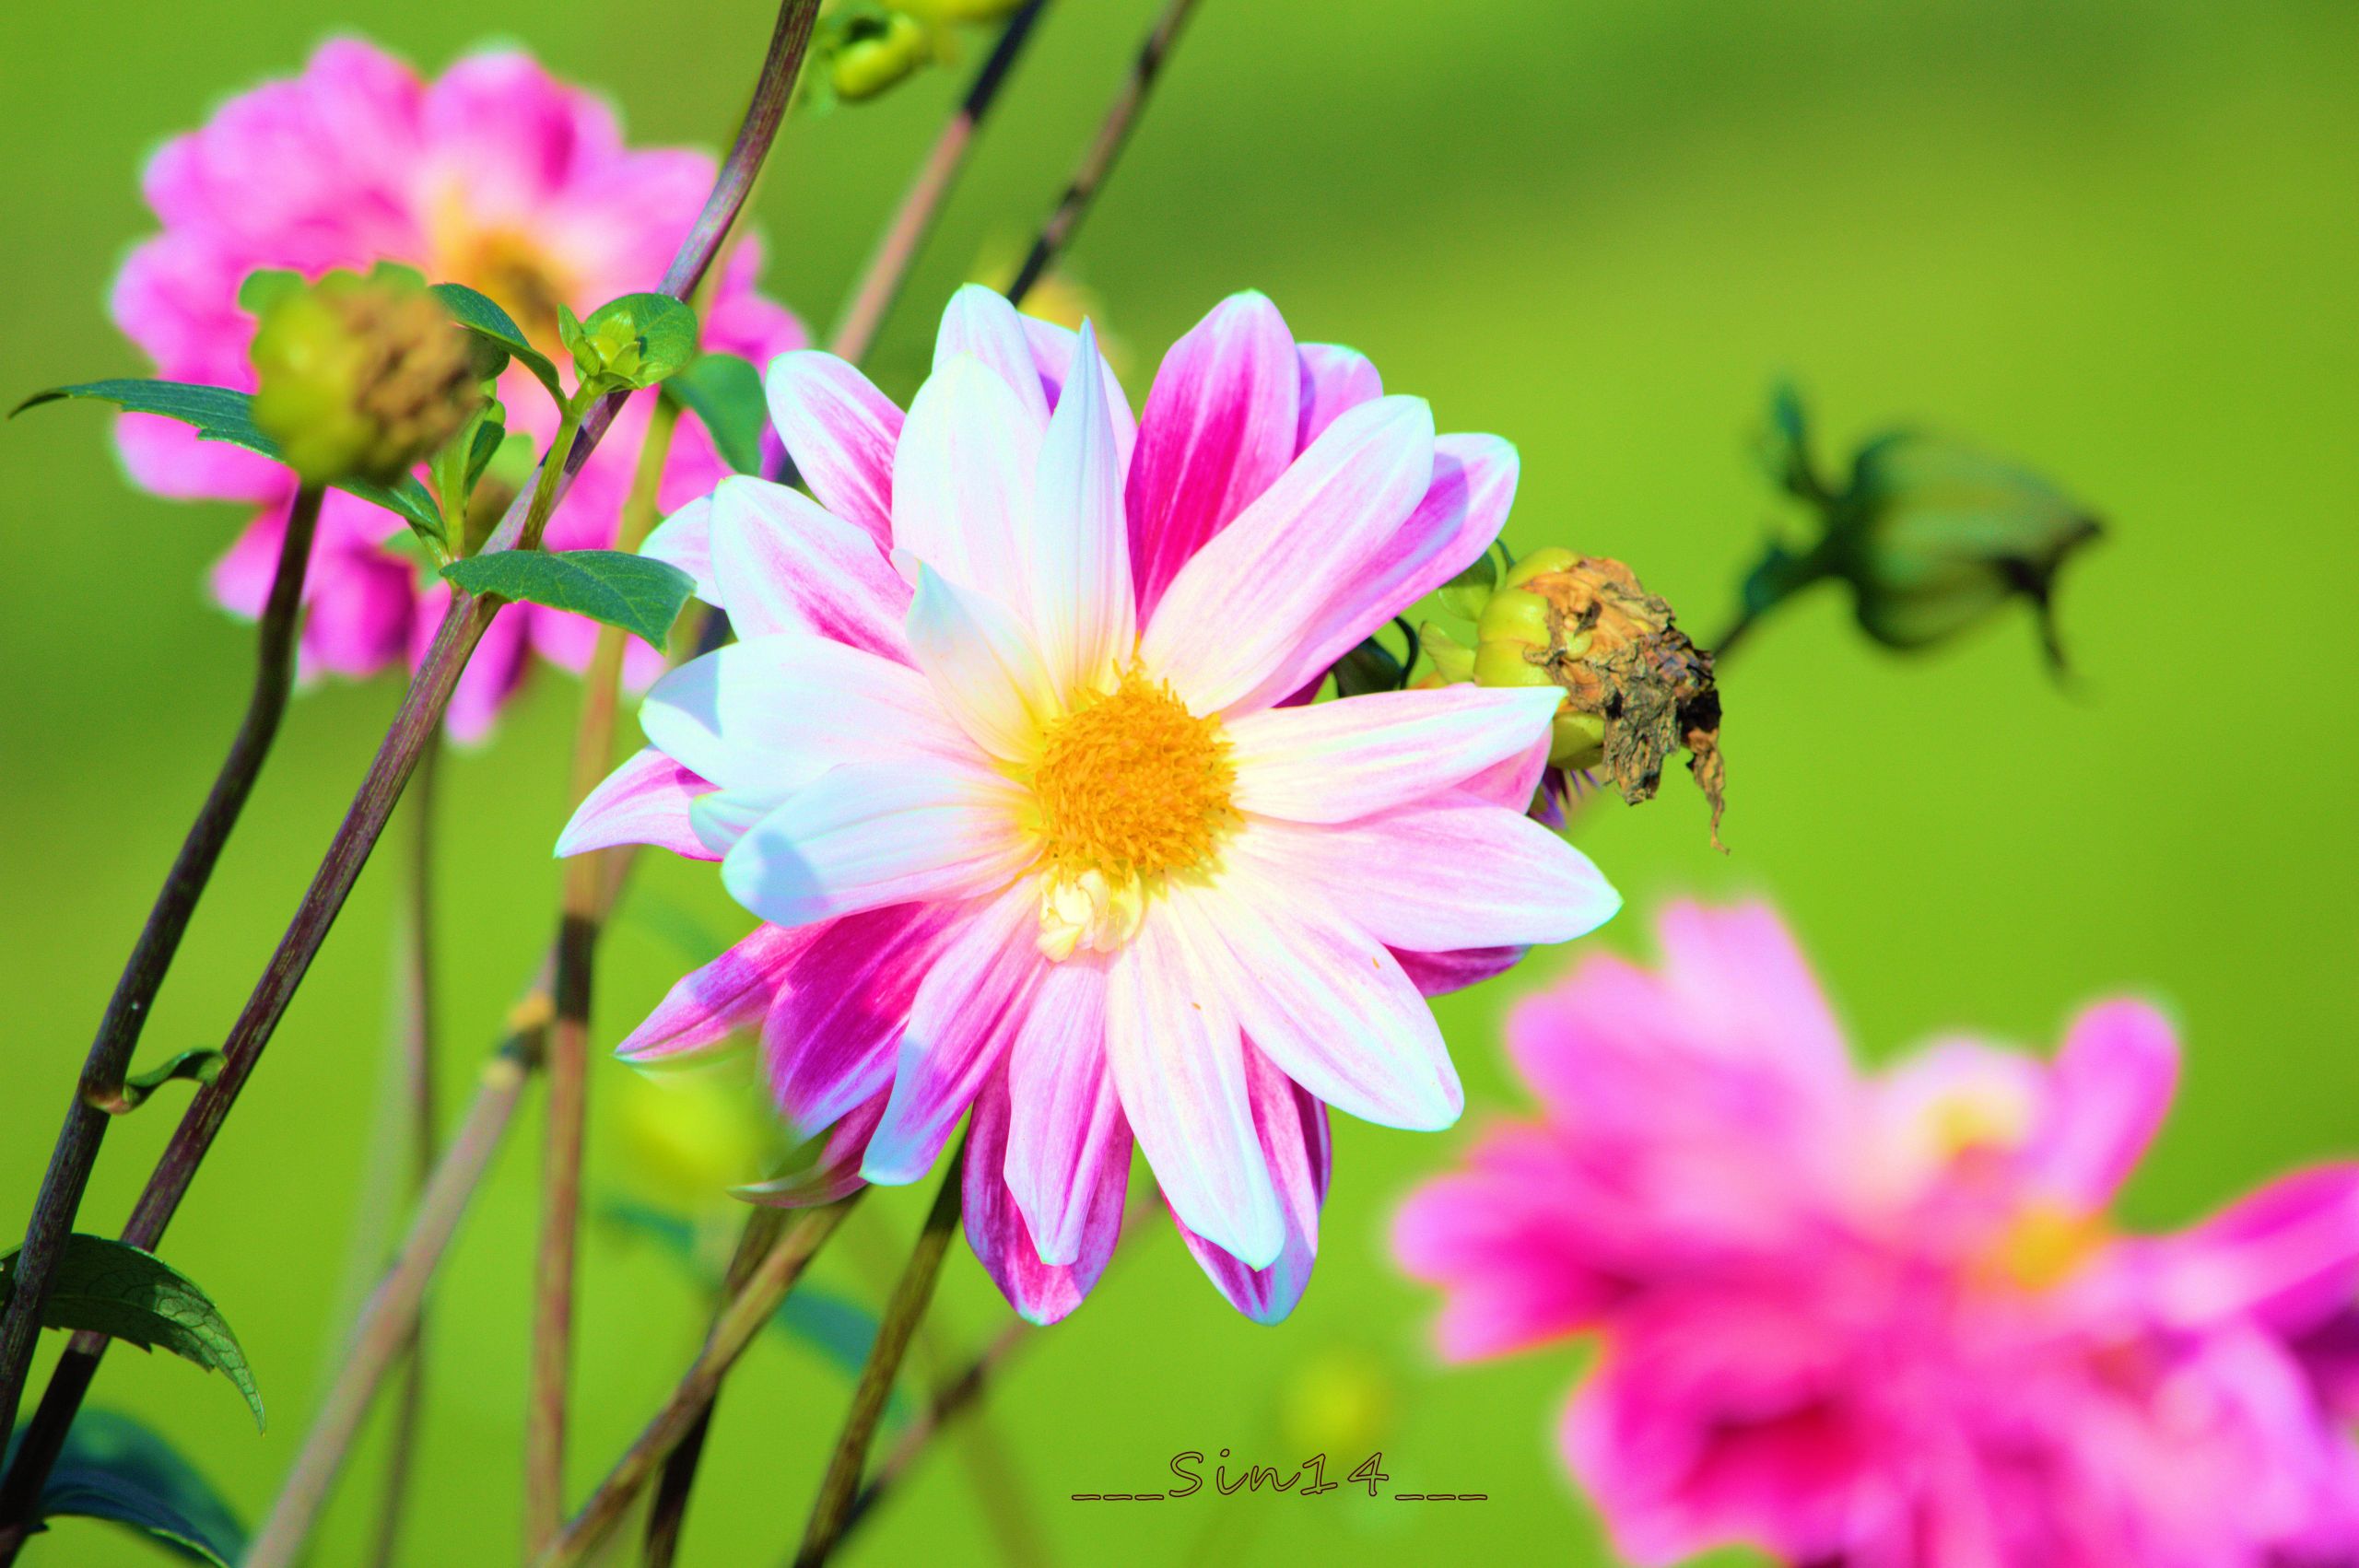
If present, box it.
[906,0,1030,19]
[248,265,481,486]
[829,11,931,100]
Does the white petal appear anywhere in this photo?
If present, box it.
[641,496,717,604]
[1226,685,1566,823]
[903,561,1060,764]
[891,355,1044,613]
[933,284,1051,426]
[1029,319,1135,696]
[640,636,972,795]
[1104,908,1285,1268]
[763,351,903,547]
[706,475,910,659]
[721,760,1035,928]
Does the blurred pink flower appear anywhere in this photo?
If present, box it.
[1394,902,2359,1567]
[559,286,1619,1325]
[112,39,804,739]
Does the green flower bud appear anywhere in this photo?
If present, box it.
[830,11,931,99]
[905,0,1029,19]
[248,265,481,486]
[1749,385,2102,669]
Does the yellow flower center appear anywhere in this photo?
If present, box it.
[1981,1199,2112,1293]
[1028,669,1237,960]
[431,195,579,351]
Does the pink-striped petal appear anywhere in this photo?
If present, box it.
[1006,955,1125,1265]
[1392,945,1526,997]
[1295,342,1382,450]
[933,284,1050,426]
[639,636,970,796]
[2022,998,2179,1209]
[2151,1166,2359,1333]
[1140,396,1435,716]
[863,885,1047,1184]
[1125,291,1301,618]
[706,476,910,659]
[890,355,1043,613]
[735,1087,889,1209]
[557,746,720,860]
[1106,908,1285,1268]
[722,759,1034,930]
[1029,319,1135,696]
[1167,873,1460,1130]
[615,921,819,1064]
[640,495,717,604]
[764,351,902,547]
[903,562,1060,764]
[1239,802,1620,952]
[1248,433,1519,712]
[966,1066,1130,1326]
[1226,685,1565,824]
[1170,1044,1331,1324]
[1458,731,1552,813]
[761,902,961,1136]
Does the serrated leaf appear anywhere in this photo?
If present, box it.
[440,549,694,649]
[582,293,700,389]
[0,1236,263,1430]
[663,353,769,475]
[12,380,446,549]
[429,283,566,405]
[88,1050,224,1116]
[7,1410,248,1567]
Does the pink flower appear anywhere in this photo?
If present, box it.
[560,287,1620,1324]
[112,39,805,739]
[1394,901,2359,1567]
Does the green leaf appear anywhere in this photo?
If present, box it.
[1437,547,1499,621]
[663,353,769,475]
[8,1410,248,1567]
[1332,636,1405,698]
[429,283,566,405]
[0,1236,263,1430]
[440,549,694,649]
[87,1050,224,1116]
[580,293,700,390]
[12,380,447,549]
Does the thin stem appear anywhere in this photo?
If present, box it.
[1006,0,1205,303]
[367,729,441,1568]
[836,1318,1035,1552]
[793,1140,968,1568]
[0,481,323,1445]
[826,0,1054,363]
[241,1018,549,1568]
[532,1198,863,1568]
[641,1210,790,1568]
[526,396,682,1552]
[0,7,822,1535]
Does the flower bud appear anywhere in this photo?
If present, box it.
[1748,384,2102,668]
[248,265,482,486]
[905,0,1030,19]
[829,10,931,101]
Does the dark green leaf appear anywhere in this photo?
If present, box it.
[12,380,446,548]
[464,415,507,491]
[0,1236,264,1430]
[440,549,694,649]
[88,1050,224,1116]
[7,1410,248,1567]
[1332,636,1405,697]
[429,283,566,404]
[663,353,769,475]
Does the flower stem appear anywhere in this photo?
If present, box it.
[1006,0,1205,303]
[835,1317,1036,1552]
[241,1014,550,1568]
[0,480,323,1449]
[826,0,1054,363]
[531,1198,863,1568]
[526,395,681,1553]
[792,1139,968,1568]
[366,728,442,1568]
[0,6,825,1542]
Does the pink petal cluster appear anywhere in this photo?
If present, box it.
[112,39,805,738]
[561,286,1619,1324]
[1395,902,2359,1567]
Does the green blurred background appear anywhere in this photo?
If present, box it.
[4,0,2356,1562]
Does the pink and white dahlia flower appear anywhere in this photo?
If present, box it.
[1395,901,2359,1567]
[560,286,1619,1323]
[112,39,805,739]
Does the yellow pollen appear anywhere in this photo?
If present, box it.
[1032,669,1237,884]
